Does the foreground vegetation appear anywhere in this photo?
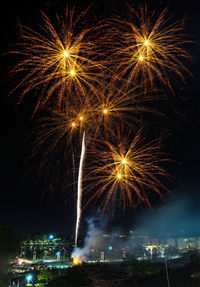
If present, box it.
[0,222,22,287]
[44,254,200,287]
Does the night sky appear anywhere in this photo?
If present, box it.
[0,0,200,236]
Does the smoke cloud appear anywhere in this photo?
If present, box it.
[134,182,200,236]
[71,181,200,261]
[72,217,107,262]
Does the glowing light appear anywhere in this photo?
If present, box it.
[139,55,144,61]
[72,122,76,127]
[63,50,69,57]
[117,173,121,179]
[144,39,149,46]
[73,257,81,265]
[79,116,83,121]
[49,234,54,240]
[70,69,75,76]
[26,274,33,283]
[103,109,108,114]
[122,158,126,164]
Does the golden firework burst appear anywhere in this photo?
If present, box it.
[9,5,104,113]
[84,128,170,214]
[106,3,191,92]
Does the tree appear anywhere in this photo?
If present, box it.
[46,266,92,287]
[164,247,178,259]
[126,259,164,278]
[0,221,22,287]
[38,269,55,284]
[0,221,22,261]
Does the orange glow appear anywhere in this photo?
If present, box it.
[103,109,108,114]
[73,257,82,265]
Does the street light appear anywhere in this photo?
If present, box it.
[56,251,61,260]
[26,274,33,285]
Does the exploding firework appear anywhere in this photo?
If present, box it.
[8,3,192,249]
[27,79,163,186]
[27,78,166,239]
[27,82,154,243]
[9,5,104,113]
[30,80,159,151]
[106,3,191,92]
[84,128,170,214]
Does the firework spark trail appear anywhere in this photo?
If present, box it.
[75,132,86,246]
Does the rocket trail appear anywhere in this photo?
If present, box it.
[75,132,86,247]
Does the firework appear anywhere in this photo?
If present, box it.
[90,82,163,138]
[8,3,192,246]
[28,79,161,168]
[84,128,170,214]
[106,3,191,92]
[27,82,154,243]
[26,76,164,212]
[75,132,86,247]
[9,5,104,113]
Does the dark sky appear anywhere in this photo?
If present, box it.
[0,0,199,236]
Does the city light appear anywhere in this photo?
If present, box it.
[49,234,54,240]
[109,246,113,250]
[26,274,33,283]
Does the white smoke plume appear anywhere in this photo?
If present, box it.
[72,217,106,262]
